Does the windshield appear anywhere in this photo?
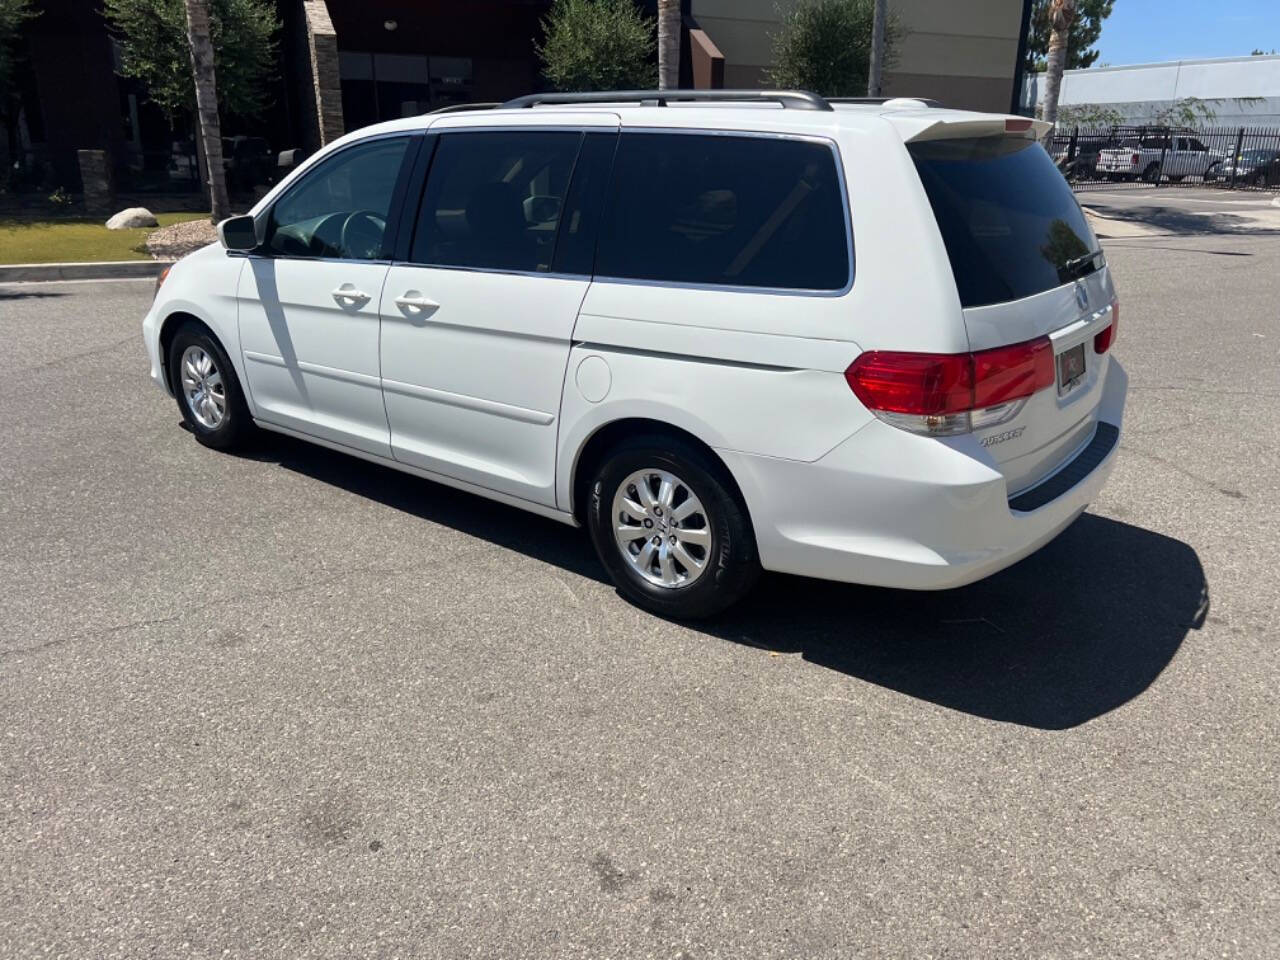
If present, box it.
[909,137,1099,308]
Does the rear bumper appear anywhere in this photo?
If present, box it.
[722,361,1127,590]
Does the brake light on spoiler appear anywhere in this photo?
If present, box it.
[845,336,1055,436]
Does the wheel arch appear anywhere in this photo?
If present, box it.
[157,309,245,403]
[568,417,756,544]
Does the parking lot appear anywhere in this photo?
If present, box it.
[2,225,1277,957]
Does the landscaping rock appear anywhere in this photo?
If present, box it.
[145,218,217,260]
[105,207,158,230]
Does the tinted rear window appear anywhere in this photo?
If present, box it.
[596,133,850,291]
[909,137,1097,308]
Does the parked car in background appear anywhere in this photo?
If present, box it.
[1097,133,1226,182]
[167,140,198,185]
[1204,147,1280,187]
[143,91,1124,618]
[222,136,274,192]
[1051,134,1129,181]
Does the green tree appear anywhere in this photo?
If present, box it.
[537,0,656,92]
[103,0,278,121]
[1025,0,1115,73]
[767,0,901,98]
[0,0,35,109]
[0,0,35,176]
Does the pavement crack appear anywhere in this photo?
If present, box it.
[0,563,420,661]
[14,334,138,378]
[1118,443,1246,500]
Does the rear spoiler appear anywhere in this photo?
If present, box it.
[891,115,1053,144]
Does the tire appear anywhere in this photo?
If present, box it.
[1142,163,1161,183]
[1169,175,1184,183]
[167,320,252,451]
[586,435,760,619]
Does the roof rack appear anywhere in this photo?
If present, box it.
[501,89,833,112]
[827,96,944,108]
[427,101,501,114]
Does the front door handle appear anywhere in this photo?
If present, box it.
[332,284,371,306]
[394,291,440,313]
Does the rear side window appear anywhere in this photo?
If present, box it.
[411,130,582,273]
[909,137,1097,308]
[596,133,850,291]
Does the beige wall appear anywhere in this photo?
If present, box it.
[691,0,1025,113]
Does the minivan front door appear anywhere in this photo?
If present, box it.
[238,135,414,457]
[379,120,617,506]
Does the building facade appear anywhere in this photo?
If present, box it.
[6,0,1033,197]
[1022,55,1280,126]
[687,0,1029,112]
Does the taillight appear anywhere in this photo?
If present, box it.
[1130,153,1140,166]
[845,336,1054,437]
[1094,299,1119,353]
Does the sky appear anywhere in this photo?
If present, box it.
[1094,0,1278,66]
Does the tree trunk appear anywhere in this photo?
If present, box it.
[867,0,887,96]
[657,0,680,91]
[1039,0,1077,126]
[184,0,229,222]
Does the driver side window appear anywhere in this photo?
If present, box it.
[267,136,410,260]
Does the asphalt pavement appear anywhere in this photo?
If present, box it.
[2,230,1277,958]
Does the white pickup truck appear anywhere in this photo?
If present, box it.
[1096,133,1228,182]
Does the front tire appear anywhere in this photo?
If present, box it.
[167,321,251,450]
[587,436,760,619]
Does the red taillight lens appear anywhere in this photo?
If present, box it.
[972,337,1055,407]
[845,334,1055,428]
[1094,299,1119,353]
[843,351,973,416]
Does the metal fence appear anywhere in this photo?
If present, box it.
[1048,124,1280,192]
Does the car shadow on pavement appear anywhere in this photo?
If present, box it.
[1085,201,1280,236]
[255,435,1205,732]
[704,513,1207,730]
[0,289,67,300]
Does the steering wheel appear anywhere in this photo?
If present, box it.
[340,210,387,260]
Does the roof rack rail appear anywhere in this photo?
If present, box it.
[427,101,501,114]
[827,96,944,108]
[501,89,833,112]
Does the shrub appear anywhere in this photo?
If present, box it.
[767,0,901,98]
[537,0,655,92]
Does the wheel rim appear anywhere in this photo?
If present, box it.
[179,345,227,430]
[612,468,712,589]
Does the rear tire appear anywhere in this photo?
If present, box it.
[586,436,760,619]
[1142,162,1161,183]
[167,321,252,451]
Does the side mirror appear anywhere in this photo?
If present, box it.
[217,214,260,252]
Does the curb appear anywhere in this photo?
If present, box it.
[0,260,175,283]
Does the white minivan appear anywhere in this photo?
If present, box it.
[143,90,1125,618]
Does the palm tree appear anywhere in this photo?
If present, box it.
[867,0,887,96]
[657,0,680,90]
[183,0,229,222]
[1039,0,1077,126]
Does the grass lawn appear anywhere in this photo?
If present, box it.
[0,212,209,264]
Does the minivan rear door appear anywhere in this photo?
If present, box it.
[904,129,1119,494]
[378,113,619,508]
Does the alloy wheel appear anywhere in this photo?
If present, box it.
[179,344,227,430]
[612,468,713,589]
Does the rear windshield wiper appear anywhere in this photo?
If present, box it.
[1060,249,1104,281]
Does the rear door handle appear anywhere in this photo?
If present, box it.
[394,291,440,313]
[332,284,371,305]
